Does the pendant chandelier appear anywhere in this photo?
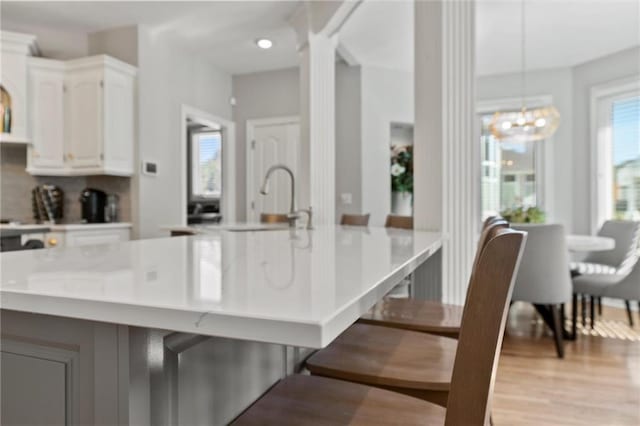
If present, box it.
[489,0,560,142]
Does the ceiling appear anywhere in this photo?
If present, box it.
[0,1,300,75]
[1,1,638,76]
[339,0,640,75]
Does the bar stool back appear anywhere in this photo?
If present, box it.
[340,213,371,226]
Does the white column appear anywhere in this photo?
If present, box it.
[414,0,478,304]
[299,33,337,225]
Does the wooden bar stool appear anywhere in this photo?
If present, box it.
[304,223,519,408]
[360,216,506,338]
[384,214,413,229]
[232,226,526,425]
[340,213,371,226]
[260,213,289,224]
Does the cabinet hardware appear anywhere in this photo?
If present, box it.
[100,153,104,160]
[48,238,58,247]
[100,80,104,88]
[67,153,74,160]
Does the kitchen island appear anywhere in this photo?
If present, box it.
[1,225,441,425]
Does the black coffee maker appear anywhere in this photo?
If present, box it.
[79,188,107,223]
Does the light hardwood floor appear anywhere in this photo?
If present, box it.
[493,303,640,425]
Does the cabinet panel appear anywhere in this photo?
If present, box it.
[1,343,73,426]
[29,63,65,169]
[104,72,134,173]
[64,229,130,247]
[66,76,102,168]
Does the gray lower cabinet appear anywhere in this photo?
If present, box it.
[1,343,73,425]
[1,310,128,425]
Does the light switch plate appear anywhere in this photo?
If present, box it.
[340,193,353,205]
[142,161,158,176]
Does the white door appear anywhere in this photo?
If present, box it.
[66,72,102,168]
[29,63,65,169]
[247,118,299,222]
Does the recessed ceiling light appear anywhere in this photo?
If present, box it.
[256,39,273,49]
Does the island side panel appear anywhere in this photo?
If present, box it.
[0,310,129,426]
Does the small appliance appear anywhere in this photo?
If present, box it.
[105,194,120,223]
[79,188,107,223]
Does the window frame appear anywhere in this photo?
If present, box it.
[590,76,640,233]
[477,95,553,219]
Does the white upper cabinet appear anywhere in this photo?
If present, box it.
[27,55,137,176]
[65,67,103,169]
[27,58,65,170]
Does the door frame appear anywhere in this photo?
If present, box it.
[180,104,236,225]
[246,116,300,222]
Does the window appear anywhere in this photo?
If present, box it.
[480,112,541,219]
[593,81,640,227]
[611,96,640,220]
[191,132,222,200]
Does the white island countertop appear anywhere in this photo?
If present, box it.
[0,226,441,348]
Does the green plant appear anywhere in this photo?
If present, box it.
[500,206,546,224]
[390,145,413,193]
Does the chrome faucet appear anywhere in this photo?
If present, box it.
[259,164,313,229]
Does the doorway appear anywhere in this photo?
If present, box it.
[180,105,236,225]
[246,116,300,222]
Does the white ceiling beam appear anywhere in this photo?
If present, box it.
[288,0,362,50]
[336,42,359,67]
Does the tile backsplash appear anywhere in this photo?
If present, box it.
[1,145,132,223]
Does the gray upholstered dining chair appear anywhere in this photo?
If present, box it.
[571,220,640,275]
[573,256,640,327]
[511,224,573,358]
[571,220,640,326]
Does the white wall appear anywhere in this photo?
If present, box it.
[361,66,414,226]
[137,27,232,238]
[335,62,363,219]
[572,46,640,233]
[477,68,574,230]
[88,26,138,66]
[231,67,300,221]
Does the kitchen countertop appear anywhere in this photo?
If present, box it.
[0,225,441,348]
[0,225,50,238]
[48,222,132,231]
[162,222,289,234]
[0,222,132,232]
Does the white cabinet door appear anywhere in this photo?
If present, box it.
[103,70,134,174]
[64,228,130,247]
[28,59,65,169]
[66,73,102,168]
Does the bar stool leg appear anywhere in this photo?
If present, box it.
[571,293,578,339]
[625,301,634,327]
[590,297,595,329]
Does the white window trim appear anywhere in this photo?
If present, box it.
[590,76,640,233]
[477,95,554,219]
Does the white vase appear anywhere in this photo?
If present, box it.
[391,191,412,216]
